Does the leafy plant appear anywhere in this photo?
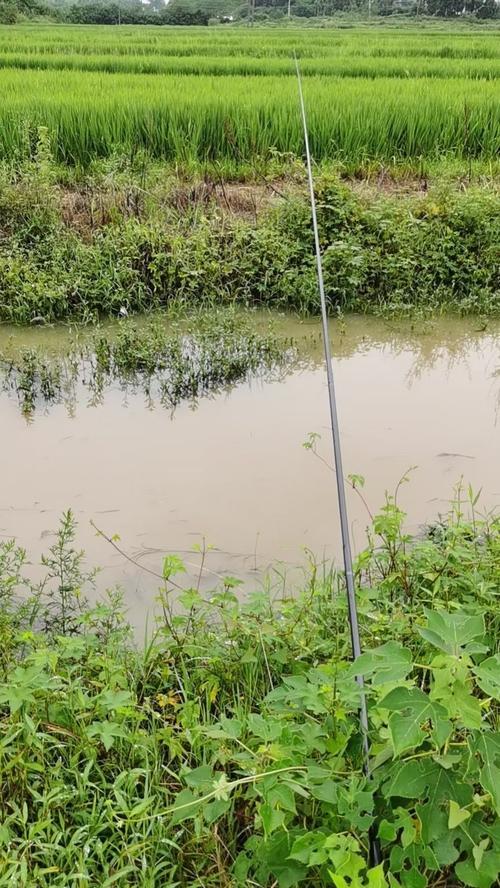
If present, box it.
[0,492,499,885]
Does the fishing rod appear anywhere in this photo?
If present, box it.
[294,56,380,866]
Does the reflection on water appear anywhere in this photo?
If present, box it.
[1,314,499,630]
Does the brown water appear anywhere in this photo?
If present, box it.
[2,314,500,630]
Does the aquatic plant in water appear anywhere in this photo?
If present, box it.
[0,312,296,416]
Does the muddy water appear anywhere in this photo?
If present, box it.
[2,315,500,630]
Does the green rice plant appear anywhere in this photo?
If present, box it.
[0,49,499,79]
[0,24,499,62]
[0,68,496,166]
[0,24,497,168]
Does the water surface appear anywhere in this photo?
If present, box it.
[2,315,499,629]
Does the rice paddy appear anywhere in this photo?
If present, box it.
[0,24,498,169]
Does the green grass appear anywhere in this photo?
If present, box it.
[0,24,497,168]
[0,69,497,166]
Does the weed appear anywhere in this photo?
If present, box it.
[0,490,499,885]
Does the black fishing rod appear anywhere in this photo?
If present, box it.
[294,56,380,866]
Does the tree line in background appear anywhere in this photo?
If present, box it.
[0,0,211,23]
[253,0,498,18]
[0,0,497,25]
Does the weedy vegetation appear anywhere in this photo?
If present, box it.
[1,22,499,887]
[0,312,295,415]
[0,147,498,323]
[0,491,499,886]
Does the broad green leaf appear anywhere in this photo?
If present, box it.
[472,733,500,815]
[162,554,186,580]
[379,687,451,756]
[247,712,283,741]
[417,765,472,844]
[351,642,413,685]
[474,655,500,701]
[418,609,486,656]
[367,865,390,888]
[431,831,463,867]
[389,843,437,888]
[325,834,365,880]
[0,685,35,714]
[262,831,308,888]
[212,773,231,801]
[86,721,126,751]
[183,764,213,790]
[328,866,388,888]
[337,777,374,830]
[178,589,202,610]
[170,789,200,825]
[455,849,500,888]
[454,680,483,729]
[383,760,438,799]
[448,800,471,829]
[203,798,231,825]
[432,752,462,769]
[259,801,285,836]
[472,838,490,871]
[289,831,328,866]
[97,689,133,712]
[233,851,251,886]
[309,779,339,805]
[379,808,416,847]
[430,652,482,727]
[267,783,297,814]
[219,715,242,738]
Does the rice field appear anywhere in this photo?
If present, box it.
[0,24,499,168]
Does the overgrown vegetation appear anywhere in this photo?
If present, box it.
[0,154,497,322]
[0,311,294,414]
[1,490,499,885]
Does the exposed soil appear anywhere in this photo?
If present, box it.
[57,169,499,237]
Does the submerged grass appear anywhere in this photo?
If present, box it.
[0,312,295,415]
[1,491,499,885]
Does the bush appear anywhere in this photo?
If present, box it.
[0,495,499,885]
[0,169,498,324]
[0,0,17,21]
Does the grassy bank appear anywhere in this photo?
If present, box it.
[1,494,499,886]
[0,158,498,322]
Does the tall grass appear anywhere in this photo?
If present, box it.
[0,25,497,167]
[1,24,499,61]
[0,69,497,165]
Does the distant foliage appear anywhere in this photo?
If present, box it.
[67,1,209,23]
[251,0,499,16]
[0,1,18,22]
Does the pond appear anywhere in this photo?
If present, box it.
[2,314,500,631]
